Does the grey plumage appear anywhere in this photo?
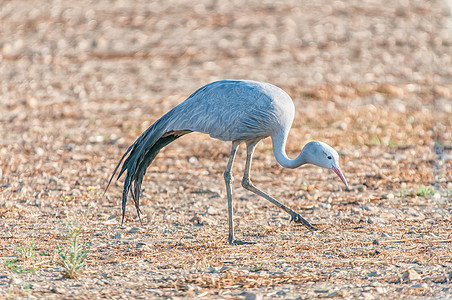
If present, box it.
[107,80,347,244]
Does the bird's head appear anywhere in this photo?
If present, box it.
[301,141,348,186]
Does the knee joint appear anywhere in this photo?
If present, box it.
[224,171,233,183]
[241,177,251,189]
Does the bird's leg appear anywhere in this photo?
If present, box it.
[224,141,240,245]
[241,142,318,231]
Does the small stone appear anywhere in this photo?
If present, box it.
[325,291,339,298]
[411,283,428,289]
[345,185,365,192]
[317,290,347,298]
[187,156,198,164]
[244,292,262,300]
[380,212,395,219]
[207,207,217,215]
[190,214,206,225]
[50,287,64,293]
[129,227,141,233]
[362,292,375,300]
[368,271,378,277]
[431,275,447,283]
[403,270,421,282]
[372,239,379,245]
[136,242,146,249]
[35,147,45,156]
[105,218,117,225]
[49,177,58,184]
[386,275,401,283]
[320,203,331,209]
[10,276,22,285]
[431,212,442,219]
[112,233,122,239]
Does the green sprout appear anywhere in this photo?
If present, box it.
[56,226,90,279]
[416,185,435,197]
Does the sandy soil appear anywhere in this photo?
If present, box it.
[1,0,451,299]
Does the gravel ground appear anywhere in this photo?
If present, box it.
[1,0,451,299]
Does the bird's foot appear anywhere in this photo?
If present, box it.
[290,213,318,231]
[228,238,255,245]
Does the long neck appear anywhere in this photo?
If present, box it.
[271,130,306,169]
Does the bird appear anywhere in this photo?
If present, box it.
[107,80,348,245]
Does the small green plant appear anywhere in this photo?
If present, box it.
[371,135,381,146]
[4,240,37,299]
[11,239,35,265]
[251,263,268,272]
[416,185,435,197]
[4,259,34,274]
[88,186,95,197]
[388,140,397,147]
[56,226,89,279]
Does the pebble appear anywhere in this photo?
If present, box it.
[380,212,395,219]
[187,156,198,164]
[361,292,375,300]
[208,266,220,273]
[382,193,394,200]
[367,271,378,277]
[111,233,122,239]
[345,185,365,192]
[136,242,146,249]
[129,227,141,233]
[319,203,331,209]
[207,207,217,215]
[411,283,429,290]
[50,287,64,293]
[190,214,207,225]
[402,270,421,282]
[105,218,117,225]
[244,292,262,300]
[431,275,447,283]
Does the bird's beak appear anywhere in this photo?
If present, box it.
[331,165,348,187]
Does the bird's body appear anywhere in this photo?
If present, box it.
[108,80,348,244]
[164,80,293,141]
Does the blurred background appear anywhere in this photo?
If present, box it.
[2,0,451,102]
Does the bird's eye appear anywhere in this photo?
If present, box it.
[327,156,332,160]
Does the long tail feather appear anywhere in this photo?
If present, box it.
[106,109,191,224]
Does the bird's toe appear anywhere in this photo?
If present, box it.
[290,213,318,231]
[229,239,255,245]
